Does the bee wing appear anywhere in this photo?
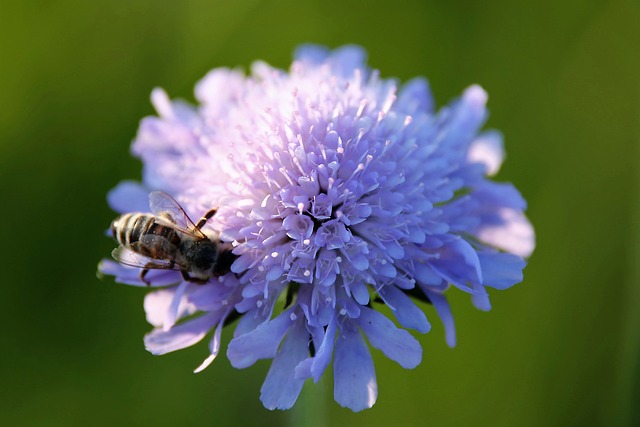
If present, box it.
[149,191,206,238]
[111,246,175,270]
[112,245,168,269]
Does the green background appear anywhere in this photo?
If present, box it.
[1,0,639,426]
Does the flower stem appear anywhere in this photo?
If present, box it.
[289,380,327,427]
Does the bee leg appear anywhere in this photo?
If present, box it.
[196,209,217,230]
[140,269,152,286]
[181,270,208,285]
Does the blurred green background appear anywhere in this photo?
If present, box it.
[1,0,639,426]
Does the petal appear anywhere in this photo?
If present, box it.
[429,237,482,291]
[282,214,314,240]
[233,306,272,337]
[414,262,443,286]
[421,288,456,348]
[293,44,330,64]
[350,281,370,306]
[475,182,528,211]
[227,309,294,368]
[195,67,244,106]
[479,252,527,290]
[476,208,535,258]
[164,281,189,331]
[310,315,337,382]
[231,253,255,274]
[143,283,200,330]
[358,307,422,369]
[295,44,367,79]
[144,287,180,328]
[194,310,232,373]
[107,181,149,214]
[468,130,504,176]
[379,285,431,333]
[99,259,180,287]
[396,77,434,115]
[334,325,377,412]
[294,324,326,380]
[260,320,310,410]
[439,85,488,155]
[471,282,491,312]
[150,88,174,120]
[326,45,368,78]
[144,312,218,355]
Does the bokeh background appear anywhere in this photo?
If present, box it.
[1,0,639,426]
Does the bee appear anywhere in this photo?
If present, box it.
[110,191,235,285]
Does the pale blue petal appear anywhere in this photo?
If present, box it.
[422,288,457,348]
[358,307,422,369]
[260,321,309,410]
[468,130,504,176]
[98,259,180,287]
[479,252,526,290]
[396,77,434,115]
[439,85,488,156]
[379,285,431,333]
[227,309,294,368]
[295,44,367,79]
[476,208,535,258]
[310,315,337,382]
[193,315,227,373]
[334,326,377,412]
[293,44,330,64]
[107,180,149,213]
[429,237,482,290]
[471,282,491,312]
[144,312,218,355]
[233,306,271,338]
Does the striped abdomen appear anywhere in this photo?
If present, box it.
[111,213,181,259]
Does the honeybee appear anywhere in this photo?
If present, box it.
[110,191,235,285]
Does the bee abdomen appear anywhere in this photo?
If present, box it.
[147,222,181,247]
[112,213,155,246]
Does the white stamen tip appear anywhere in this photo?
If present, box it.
[290,313,297,321]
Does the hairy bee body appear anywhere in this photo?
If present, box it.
[112,213,182,259]
[109,192,234,284]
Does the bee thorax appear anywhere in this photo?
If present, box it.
[179,239,218,273]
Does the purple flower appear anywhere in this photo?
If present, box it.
[99,45,535,411]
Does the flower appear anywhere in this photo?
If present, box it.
[99,44,535,411]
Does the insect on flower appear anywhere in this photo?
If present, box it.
[110,191,235,284]
[99,44,535,412]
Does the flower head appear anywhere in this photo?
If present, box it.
[99,45,534,411]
